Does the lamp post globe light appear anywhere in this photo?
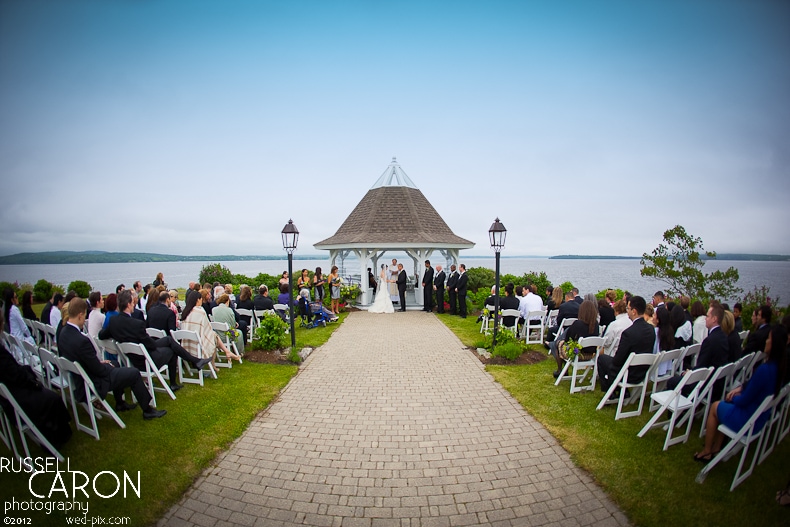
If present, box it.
[281,219,299,348]
[488,218,507,347]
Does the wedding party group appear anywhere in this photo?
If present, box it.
[368,258,469,317]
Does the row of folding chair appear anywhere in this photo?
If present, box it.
[0,382,65,461]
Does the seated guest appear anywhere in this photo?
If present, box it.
[168,290,181,320]
[602,300,632,356]
[100,290,211,392]
[252,285,274,311]
[733,303,744,333]
[480,286,498,321]
[130,292,145,321]
[59,298,166,420]
[668,303,730,392]
[598,298,615,329]
[277,283,292,307]
[670,304,693,348]
[597,296,656,393]
[520,284,544,326]
[551,299,600,377]
[224,284,236,308]
[54,302,70,342]
[87,291,105,338]
[200,288,213,318]
[180,290,239,368]
[691,300,708,343]
[49,293,64,328]
[235,285,254,329]
[743,305,771,353]
[0,307,72,447]
[147,291,178,335]
[298,289,314,324]
[145,287,160,315]
[604,289,617,307]
[722,310,742,363]
[547,290,580,341]
[212,294,244,354]
[643,303,654,324]
[4,288,36,346]
[546,286,562,312]
[40,292,57,328]
[500,283,521,329]
[212,285,225,311]
[653,306,676,377]
[102,293,119,330]
[694,324,788,462]
[21,290,38,321]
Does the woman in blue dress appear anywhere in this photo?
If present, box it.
[694,323,787,462]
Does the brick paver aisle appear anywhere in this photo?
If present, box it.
[159,312,629,527]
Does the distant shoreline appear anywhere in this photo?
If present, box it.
[0,251,787,265]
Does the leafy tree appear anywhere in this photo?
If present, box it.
[198,263,234,286]
[33,279,54,302]
[67,280,92,298]
[640,225,741,301]
[465,267,495,293]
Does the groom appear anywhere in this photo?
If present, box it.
[396,263,407,311]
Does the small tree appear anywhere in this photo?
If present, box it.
[640,225,741,301]
[67,280,92,298]
[33,279,54,302]
[198,263,234,286]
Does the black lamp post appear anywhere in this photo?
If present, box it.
[281,219,299,348]
[489,218,507,347]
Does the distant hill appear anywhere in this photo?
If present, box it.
[550,255,640,260]
[0,251,327,265]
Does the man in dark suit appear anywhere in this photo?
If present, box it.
[547,291,581,340]
[433,265,446,314]
[572,287,583,304]
[597,296,656,393]
[146,291,178,335]
[99,291,210,391]
[446,265,459,315]
[744,305,771,353]
[422,260,434,312]
[396,263,407,311]
[667,303,730,393]
[253,285,274,311]
[59,298,166,420]
[456,264,469,318]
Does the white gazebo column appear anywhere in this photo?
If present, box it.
[353,248,376,306]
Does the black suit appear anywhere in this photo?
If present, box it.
[397,270,407,311]
[598,317,656,392]
[434,271,446,313]
[549,300,581,340]
[456,272,468,318]
[147,303,177,335]
[422,266,434,311]
[446,271,459,315]
[59,323,151,410]
[744,323,769,353]
[131,308,145,321]
[99,312,200,385]
[253,294,274,311]
[697,326,729,370]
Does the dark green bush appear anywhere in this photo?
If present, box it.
[0,281,19,296]
[491,342,524,361]
[250,314,288,351]
[198,263,234,286]
[33,279,54,302]
[739,285,784,331]
[67,280,92,298]
[500,271,553,301]
[558,281,574,295]
[287,348,302,364]
[465,267,495,293]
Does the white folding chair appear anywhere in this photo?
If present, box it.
[695,394,775,491]
[146,327,166,339]
[117,342,176,406]
[20,340,44,383]
[727,352,754,392]
[34,321,58,354]
[545,309,559,331]
[38,348,69,404]
[549,317,577,353]
[743,351,765,383]
[23,318,39,346]
[272,304,289,324]
[210,321,241,368]
[522,310,546,344]
[555,336,603,393]
[757,383,790,465]
[681,343,701,370]
[500,309,521,338]
[236,308,254,340]
[694,362,736,438]
[638,367,713,450]
[170,329,217,386]
[649,348,685,411]
[738,330,749,346]
[597,352,658,420]
[96,338,125,366]
[3,333,25,364]
[480,305,495,334]
[0,383,64,461]
[57,357,126,440]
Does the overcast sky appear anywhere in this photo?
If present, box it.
[1,0,788,258]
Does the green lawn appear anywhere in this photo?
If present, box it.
[487,358,789,527]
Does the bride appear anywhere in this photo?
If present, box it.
[368,264,395,314]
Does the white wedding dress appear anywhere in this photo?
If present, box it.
[368,269,395,314]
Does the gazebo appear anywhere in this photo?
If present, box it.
[314,158,475,306]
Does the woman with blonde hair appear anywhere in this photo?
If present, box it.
[180,290,240,368]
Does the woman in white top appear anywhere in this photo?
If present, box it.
[691,300,708,344]
[87,291,106,338]
[3,289,35,346]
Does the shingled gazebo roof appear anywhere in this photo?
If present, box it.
[314,158,474,249]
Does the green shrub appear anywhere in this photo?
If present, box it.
[287,348,302,364]
[468,289,490,310]
[500,271,553,301]
[250,314,288,351]
[33,279,54,302]
[739,285,784,331]
[198,263,234,286]
[491,341,524,361]
[465,267,495,293]
[67,280,92,298]
[595,288,625,301]
[0,281,19,296]
[558,281,574,295]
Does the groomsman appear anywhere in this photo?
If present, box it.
[433,265,446,313]
[446,264,459,315]
[422,260,434,312]
[456,264,469,318]
[396,264,407,311]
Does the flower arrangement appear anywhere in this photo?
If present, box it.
[340,284,361,302]
[560,338,583,361]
